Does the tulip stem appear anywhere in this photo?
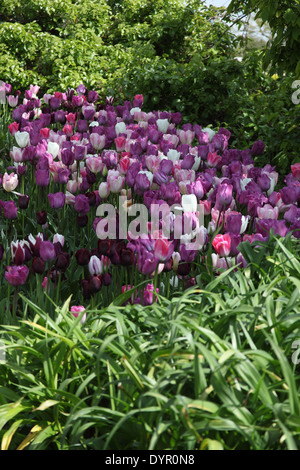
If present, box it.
[12,288,19,323]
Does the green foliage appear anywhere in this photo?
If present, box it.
[0,236,299,450]
[227,0,300,77]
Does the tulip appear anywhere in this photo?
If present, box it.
[3,172,18,192]
[156,119,169,133]
[207,151,222,168]
[18,195,29,210]
[39,241,56,261]
[257,204,279,220]
[88,255,103,275]
[202,127,216,142]
[215,183,233,211]
[107,170,125,194]
[2,201,18,219]
[154,238,172,262]
[47,141,60,159]
[35,169,50,187]
[291,163,300,180]
[5,265,29,286]
[212,234,231,257]
[181,194,197,213]
[31,257,46,274]
[98,181,110,199]
[74,194,90,215]
[251,140,265,156]
[90,132,106,150]
[48,192,66,210]
[8,122,19,135]
[15,131,30,148]
[36,210,47,225]
[70,306,86,324]
[75,248,90,266]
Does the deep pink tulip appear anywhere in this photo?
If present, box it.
[212,233,231,257]
[207,152,222,168]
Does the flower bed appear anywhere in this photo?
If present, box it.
[0,81,300,315]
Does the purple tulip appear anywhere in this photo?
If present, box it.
[2,200,18,219]
[74,145,86,161]
[77,119,88,133]
[225,213,242,234]
[215,183,233,211]
[35,169,50,187]
[87,90,98,103]
[48,192,66,209]
[74,194,90,215]
[57,168,71,184]
[251,140,265,156]
[61,148,75,167]
[40,241,56,261]
[5,265,29,286]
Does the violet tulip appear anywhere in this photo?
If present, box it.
[5,265,29,286]
[48,192,66,209]
[39,241,56,262]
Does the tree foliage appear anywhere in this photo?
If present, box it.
[227,0,300,77]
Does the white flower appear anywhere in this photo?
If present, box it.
[240,177,252,191]
[115,121,127,135]
[182,194,197,213]
[167,149,181,162]
[15,131,30,148]
[89,121,100,128]
[202,127,216,142]
[47,141,60,159]
[156,118,169,133]
[130,107,141,116]
[53,234,65,247]
[88,255,103,276]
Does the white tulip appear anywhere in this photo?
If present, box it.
[47,141,60,159]
[156,118,169,133]
[15,131,30,148]
[202,127,216,142]
[182,194,197,213]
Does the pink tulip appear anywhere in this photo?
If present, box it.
[3,172,18,192]
[8,122,19,135]
[207,152,222,168]
[107,170,125,194]
[257,204,279,220]
[90,133,106,150]
[154,238,172,261]
[70,306,86,324]
[7,95,18,107]
[212,234,231,257]
[178,129,195,145]
[62,124,73,136]
[10,146,23,163]
[86,156,103,174]
[291,163,300,180]
[115,135,126,152]
[118,156,131,175]
[40,128,50,139]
